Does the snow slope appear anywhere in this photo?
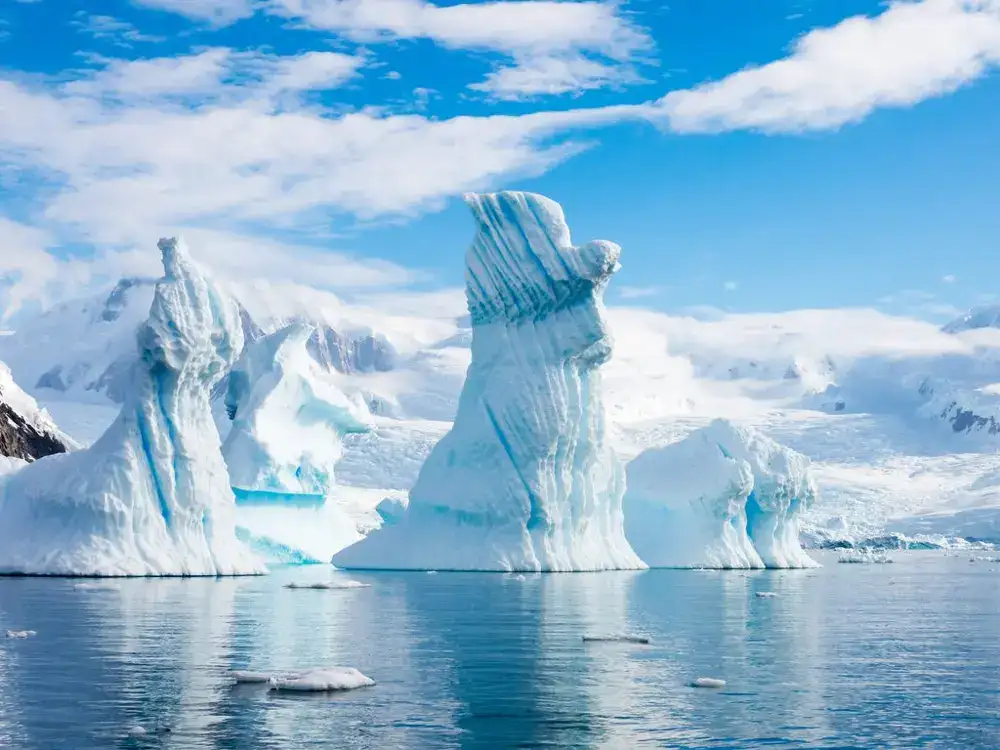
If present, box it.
[334,191,644,572]
[0,238,263,576]
[0,360,75,461]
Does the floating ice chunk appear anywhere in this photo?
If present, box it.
[582,635,650,644]
[690,677,726,689]
[0,238,263,576]
[73,582,122,592]
[625,427,763,569]
[126,726,147,737]
[268,667,375,692]
[5,630,35,639]
[284,580,370,590]
[755,591,778,598]
[232,670,298,684]
[425,570,438,575]
[334,192,644,572]
[838,551,893,564]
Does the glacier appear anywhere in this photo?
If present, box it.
[0,238,264,576]
[222,322,373,562]
[334,191,644,572]
[624,419,818,569]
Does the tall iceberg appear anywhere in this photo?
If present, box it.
[624,419,818,569]
[222,323,372,562]
[334,191,644,572]
[0,238,264,576]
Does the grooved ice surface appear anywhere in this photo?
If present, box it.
[222,323,372,561]
[625,419,818,569]
[0,239,263,576]
[334,191,644,572]
[223,322,371,497]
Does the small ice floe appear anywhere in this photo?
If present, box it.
[690,677,726,689]
[284,581,370,590]
[233,667,375,692]
[582,635,650,645]
[755,591,778,598]
[971,556,1000,563]
[5,630,36,639]
[425,570,438,575]
[838,551,893,564]
[126,726,147,737]
[74,582,122,592]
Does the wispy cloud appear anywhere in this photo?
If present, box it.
[470,55,645,100]
[71,12,165,45]
[617,285,664,300]
[942,274,957,283]
[723,280,738,291]
[131,0,259,25]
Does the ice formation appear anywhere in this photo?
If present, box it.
[0,238,263,576]
[221,323,372,561]
[624,419,818,569]
[223,322,371,498]
[334,191,643,572]
[625,426,763,569]
[233,667,375,692]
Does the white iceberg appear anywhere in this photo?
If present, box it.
[624,426,763,569]
[0,238,264,576]
[334,191,643,572]
[223,322,371,499]
[221,322,372,563]
[624,419,818,569]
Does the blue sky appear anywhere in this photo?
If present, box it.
[1,0,999,321]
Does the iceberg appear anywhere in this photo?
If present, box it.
[624,419,818,569]
[0,238,264,576]
[221,323,372,562]
[334,191,644,572]
[625,426,764,569]
[223,322,371,499]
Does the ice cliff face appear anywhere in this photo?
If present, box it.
[223,322,371,499]
[0,361,74,462]
[0,238,263,576]
[624,419,818,569]
[334,191,644,572]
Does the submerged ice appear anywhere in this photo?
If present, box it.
[624,419,818,569]
[334,191,644,572]
[0,238,263,576]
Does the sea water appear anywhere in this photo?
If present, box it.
[0,551,998,748]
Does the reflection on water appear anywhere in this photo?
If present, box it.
[0,553,998,748]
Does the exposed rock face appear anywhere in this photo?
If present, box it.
[0,362,72,461]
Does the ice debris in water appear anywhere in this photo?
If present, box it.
[0,238,262,576]
[73,582,121,591]
[691,677,726,689]
[5,630,35,639]
[838,551,893,564]
[755,591,778,598]
[233,667,374,692]
[334,191,644,572]
[126,726,147,738]
[582,635,650,644]
[284,580,370,590]
[624,419,818,570]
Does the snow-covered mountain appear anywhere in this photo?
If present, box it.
[0,360,74,465]
[942,304,1000,334]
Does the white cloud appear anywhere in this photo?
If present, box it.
[470,54,642,100]
[616,285,663,300]
[131,0,259,25]
[943,274,957,283]
[723,280,738,291]
[657,0,1000,133]
[270,0,649,57]
[72,13,165,45]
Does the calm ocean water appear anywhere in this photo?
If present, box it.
[0,551,998,749]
